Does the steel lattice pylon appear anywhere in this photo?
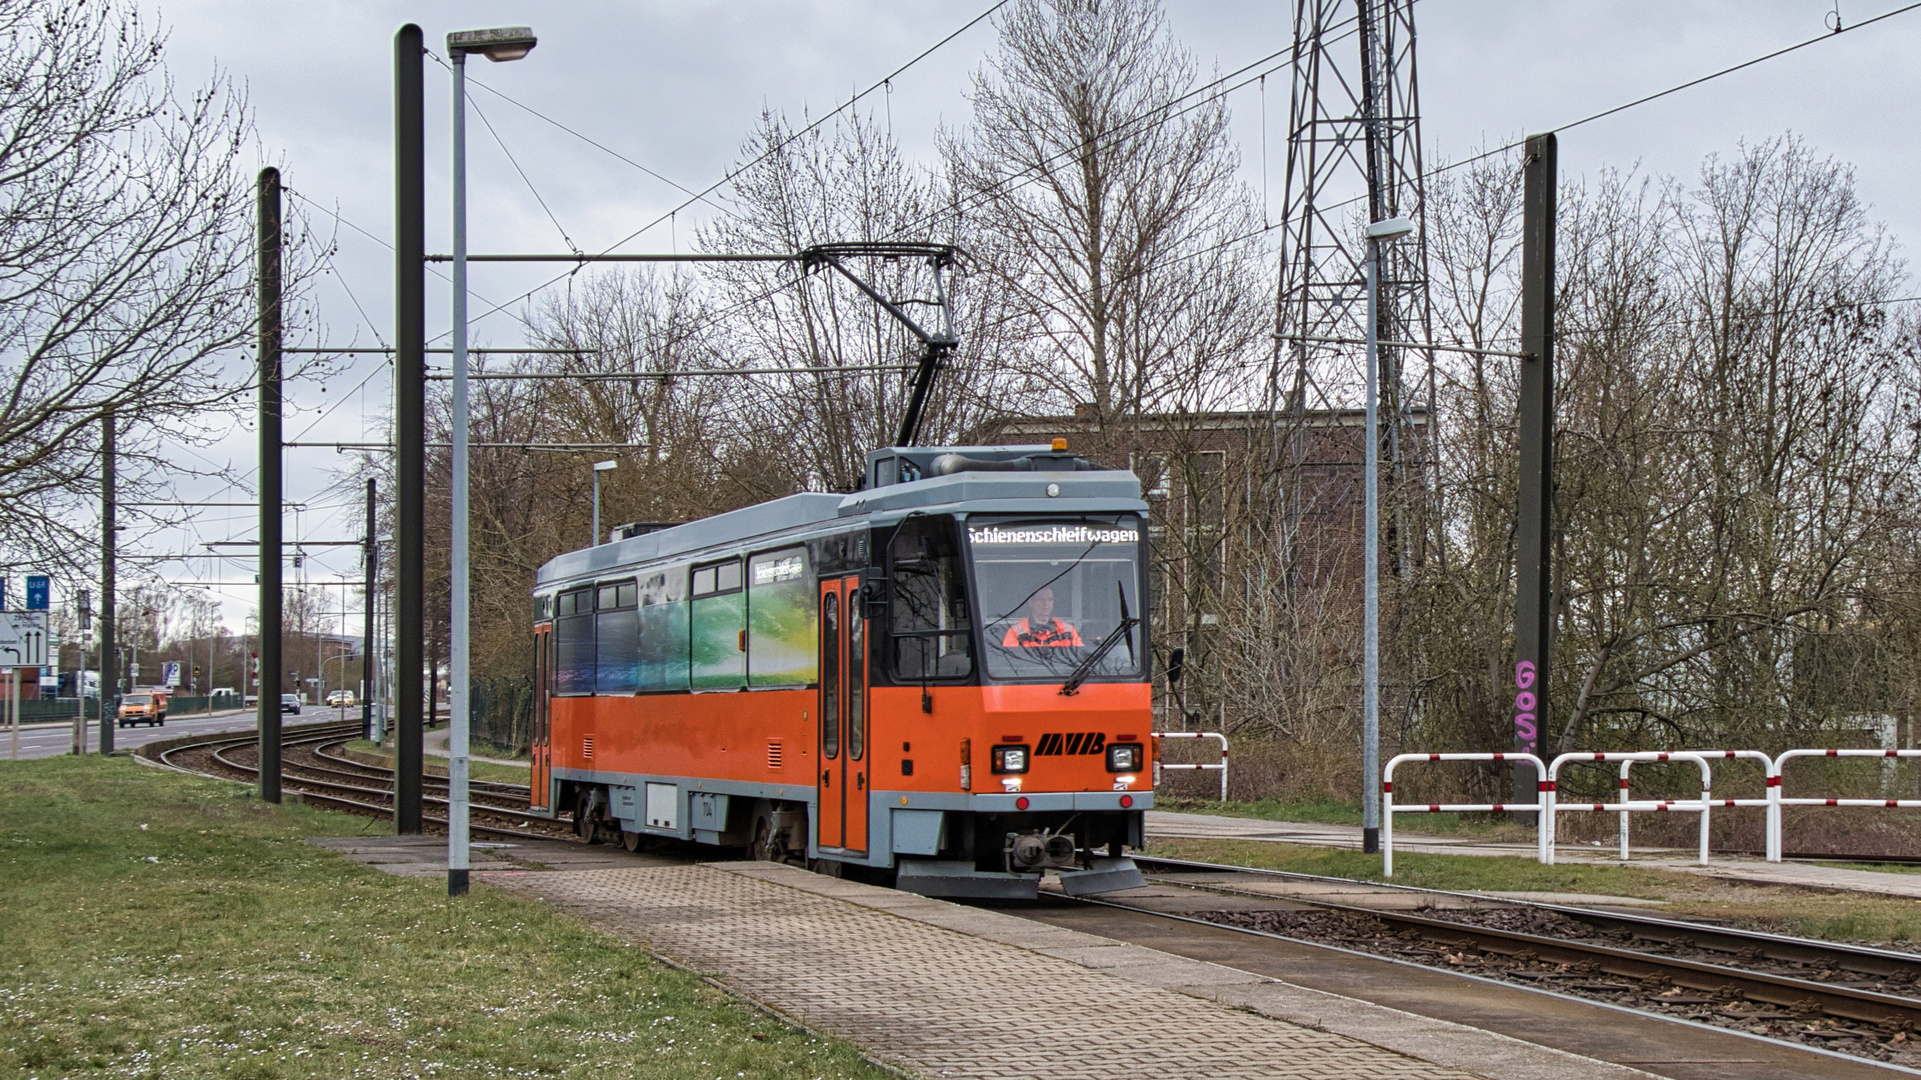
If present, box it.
[1268,0,1433,577]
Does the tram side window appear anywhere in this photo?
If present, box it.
[554,587,596,695]
[595,579,640,694]
[637,569,690,692]
[890,517,973,679]
[748,547,816,686]
[690,558,746,688]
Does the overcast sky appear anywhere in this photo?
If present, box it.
[127,0,1920,635]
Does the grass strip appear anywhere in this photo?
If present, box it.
[1152,796,1532,838]
[343,739,531,786]
[0,755,891,1079]
[1146,836,1680,896]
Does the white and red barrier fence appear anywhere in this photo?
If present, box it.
[1545,752,1712,866]
[1154,732,1228,802]
[1381,752,1548,877]
[1622,749,1778,861]
[1380,746,1921,867]
[1774,749,1921,859]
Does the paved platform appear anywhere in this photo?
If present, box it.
[1149,809,1921,899]
[315,834,1657,1080]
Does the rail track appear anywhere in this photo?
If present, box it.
[1093,854,1921,1067]
[147,721,571,842]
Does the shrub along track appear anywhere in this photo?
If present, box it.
[145,721,573,841]
[1119,855,1921,1068]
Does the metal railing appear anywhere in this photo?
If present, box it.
[1382,746,1921,866]
[1381,752,1548,877]
[1622,749,1778,861]
[1545,752,1713,866]
[1153,731,1228,802]
[1773,748,1921,860]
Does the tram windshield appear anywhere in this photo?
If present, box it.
[968,517,1145,682]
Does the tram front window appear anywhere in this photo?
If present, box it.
[890,517,974,679]
[969,518,1144,682]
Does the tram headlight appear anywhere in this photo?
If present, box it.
[1107,742,1143,773]
[991,744,1029,774]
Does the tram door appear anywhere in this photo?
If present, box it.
[817,576,869,854]
[530,627,552,814]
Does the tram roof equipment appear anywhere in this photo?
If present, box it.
[535,443,1144,589]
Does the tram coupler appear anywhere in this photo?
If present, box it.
[1004,828,1080,873]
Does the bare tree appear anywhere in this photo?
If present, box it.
[1402,137,1921,785]
[700,108,1040,491]
[941,0,1269,430]
[0,0,268,573]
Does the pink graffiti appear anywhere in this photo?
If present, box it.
[1514,660,1539,747]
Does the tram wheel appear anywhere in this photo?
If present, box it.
[574,791,604,844]
[749,815,777,862]
[620,828,641,853]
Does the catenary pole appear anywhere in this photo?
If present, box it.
[1362,237,1382,855]
[1513,133,1557,815]
[394,24,425,834]
[446,44,472,897]
[257,165,283,803]
[99,412,115,754]
[363,477,377,741]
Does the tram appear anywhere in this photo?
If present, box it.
[529,440,1153,898]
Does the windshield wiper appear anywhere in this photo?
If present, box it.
[1060,583,1138,696]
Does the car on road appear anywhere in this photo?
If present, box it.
[117,691,169,728]
[325,690,356,707]
[280,693,301,715]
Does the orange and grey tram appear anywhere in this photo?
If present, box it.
[529,442,1153,898]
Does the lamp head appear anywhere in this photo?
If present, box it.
[1365,216,1415,242]
[593,460,618,472]
[447,27,537,62]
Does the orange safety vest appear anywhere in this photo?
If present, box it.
[1001,618,1083,648]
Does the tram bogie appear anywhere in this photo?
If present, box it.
[531,443,1154,898]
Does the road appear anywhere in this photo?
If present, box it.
[0,705,365,761]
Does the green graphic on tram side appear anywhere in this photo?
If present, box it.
[691,591,746,688]
[748,548,816,686]
[638,600,690,691]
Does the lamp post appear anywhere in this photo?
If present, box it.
[1362,214,1413,857]
[446,25,536,899]
[592,459,617,545]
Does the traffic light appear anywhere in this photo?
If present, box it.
[78,589,91,630]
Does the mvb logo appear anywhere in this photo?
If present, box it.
[1035,732,1106,756]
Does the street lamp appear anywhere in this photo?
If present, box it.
[1362,214,1413,857]
[447,24,536,899]
[592,459,617,545]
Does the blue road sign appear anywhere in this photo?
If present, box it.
[25,575,48,611]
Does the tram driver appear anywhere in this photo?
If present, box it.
[1000,586,1083,649]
